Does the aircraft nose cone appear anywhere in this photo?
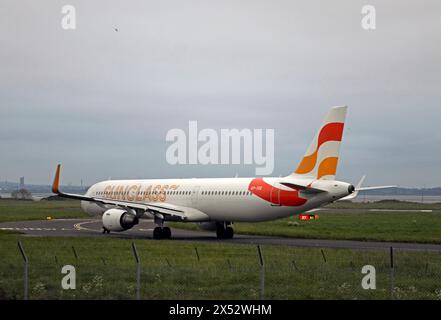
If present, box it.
[348,185,355,193]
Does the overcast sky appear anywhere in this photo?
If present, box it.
[1,0,440,187]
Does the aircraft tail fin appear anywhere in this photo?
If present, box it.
[290,106,347,180]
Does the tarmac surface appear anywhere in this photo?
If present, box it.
[2,218,441,252]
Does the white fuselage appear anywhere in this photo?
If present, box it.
[81,177,352,222]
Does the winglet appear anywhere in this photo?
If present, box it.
[52,164,61,194]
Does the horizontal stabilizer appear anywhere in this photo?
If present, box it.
[280,182,327,194]
[339,175,396,201]
[357,186,397,191]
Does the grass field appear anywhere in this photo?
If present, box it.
[171,201,441,244]
[2,234,441,300]
[173,211,441,244]
[328,200,441,210]
[0,199,87,223]
[1,199,441,299]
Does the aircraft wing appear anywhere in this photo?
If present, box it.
[51,164,209,222]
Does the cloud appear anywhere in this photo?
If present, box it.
[0,0,440,186]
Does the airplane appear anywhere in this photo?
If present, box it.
[51,106,394,239]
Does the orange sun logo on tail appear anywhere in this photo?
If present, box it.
[292,106,347,180]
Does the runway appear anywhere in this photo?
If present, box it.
[2,218,441,252]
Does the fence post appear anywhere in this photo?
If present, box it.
[257,245,265,300]
[132,242,141,300]
[72,246,78,260]
[390,247,395,300]
[194,247,200,262]
[17,240,29,300]
[320,249,327,263]
[292,260,299,271]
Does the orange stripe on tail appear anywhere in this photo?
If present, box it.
[294,122,344,175]
[317,157,338,179]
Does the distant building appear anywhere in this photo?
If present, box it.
[13,176,32,200]
[19,177,25,189]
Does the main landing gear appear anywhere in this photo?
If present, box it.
[152,216,172,239]
[153,226,172,240]
[102,227,110,234]
[216,222,234,239]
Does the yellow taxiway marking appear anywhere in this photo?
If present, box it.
[73,221,152,233]
[74,220,101,232]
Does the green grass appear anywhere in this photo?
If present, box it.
[0,199,87,223]
[1,234,441,300]
[171,201,441,244]
[1,200,441,299]
[327,200,441,210]
[235,212,441,243]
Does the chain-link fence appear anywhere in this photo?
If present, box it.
[2,240,441,300]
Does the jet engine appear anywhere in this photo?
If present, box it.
[102,208,139,232]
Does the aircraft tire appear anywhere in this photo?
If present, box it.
[162,227,172,239]
[216,227,225,239]
[153,227,163,239]
[224,227,234,239]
